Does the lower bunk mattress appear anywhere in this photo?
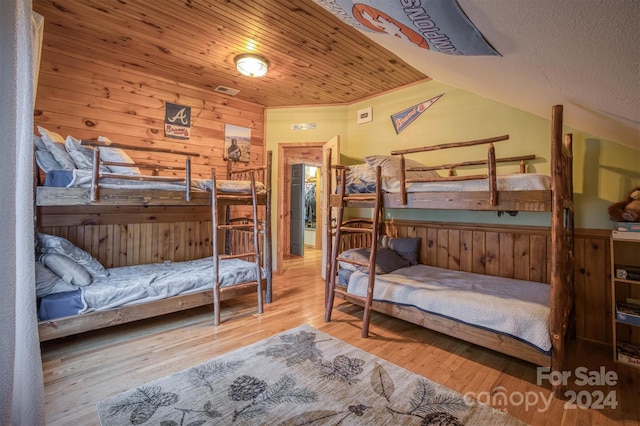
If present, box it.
[344,264,551,354]
[38,257,260,321]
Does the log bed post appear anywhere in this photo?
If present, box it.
[265,151,273,303]
[488,143,497,206]
[185,156,191,202]
[400,155,407,205]
[323,147,333,305]
[90,147,100,202]
[550,104,573,399]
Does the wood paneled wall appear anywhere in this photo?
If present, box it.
[39,220,213,268]
[383,220,612,345]
[34,48,265,179]
[41,215,612,345]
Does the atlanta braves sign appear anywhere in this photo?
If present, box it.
[313,0,499,56]
[165,102,191,140]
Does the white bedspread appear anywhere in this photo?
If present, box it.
[382,173,551,193]
[68,169,265,193]
[347,264,551,353]
[79,257,260,313]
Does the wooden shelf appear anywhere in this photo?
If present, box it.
[611,234,640,370]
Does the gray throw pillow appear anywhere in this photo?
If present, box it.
[338,247,409,274]
[379,235,421,265]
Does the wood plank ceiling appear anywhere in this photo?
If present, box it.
[32,0,429,107]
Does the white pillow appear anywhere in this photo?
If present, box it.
[97,136,141,175]
[364,155,440,180]
[65,135,110,172]
[37,126,77,170]
[39,254,92,286]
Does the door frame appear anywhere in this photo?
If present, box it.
[277,142,323,273]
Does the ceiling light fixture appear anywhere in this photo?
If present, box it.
[234,54,269,77]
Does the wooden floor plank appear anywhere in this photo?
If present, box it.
[41,248,640,425]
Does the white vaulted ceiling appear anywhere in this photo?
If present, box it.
[362,0,640,149]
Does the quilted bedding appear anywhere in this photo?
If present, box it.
[346,264,551,353]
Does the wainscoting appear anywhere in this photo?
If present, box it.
[38,215,612,345]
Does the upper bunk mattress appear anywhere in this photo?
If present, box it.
[346,264,551,353]
[345,171,550,194]
[43,169,266,193]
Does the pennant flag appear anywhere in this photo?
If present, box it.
[312,0,499,56]
[391,94,443,134]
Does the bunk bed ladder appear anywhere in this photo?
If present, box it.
[325,166,383,338]
[211,170,263,325]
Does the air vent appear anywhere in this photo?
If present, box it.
[214,85,240,96]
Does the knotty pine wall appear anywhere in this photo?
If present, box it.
[383,221,612,346]
[34,48,265,179]
[34,49,265,266]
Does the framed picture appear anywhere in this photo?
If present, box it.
[224,124,251,162]
[357,107,372,124]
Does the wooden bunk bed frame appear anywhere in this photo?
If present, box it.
[322,105,574,396]
[36,144,272,342]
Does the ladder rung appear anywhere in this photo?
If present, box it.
[218,224,255,230]
[219,252,256,260]
[335,288,366,302]
[339,226,374,233]
[337,257,369,267]
[343,195,376,202]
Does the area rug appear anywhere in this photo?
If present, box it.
[96,325,523,425]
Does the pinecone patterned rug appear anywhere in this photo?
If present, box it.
[96,324,524,425]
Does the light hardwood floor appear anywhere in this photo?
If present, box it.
[41,248,639,425]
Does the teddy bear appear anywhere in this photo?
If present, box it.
[608,187,640,222]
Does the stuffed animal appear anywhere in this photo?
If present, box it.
[608,187,640,222]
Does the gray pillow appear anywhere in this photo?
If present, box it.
[35,261,79,298]
[97,136,141,175]
[37,233,109,278]
[37,126,77,170]
[34,135,47,151]
[40,253,92,286]
[64,135,109,172]
[35,150,63,173]
[379,235,421,265]
[338,247,409,274]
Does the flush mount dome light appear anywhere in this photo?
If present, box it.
[234,54,269,77]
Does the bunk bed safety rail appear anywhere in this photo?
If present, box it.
[80,139,200,202]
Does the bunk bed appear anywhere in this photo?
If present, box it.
[323,105,573,396]
[35,136,272,341]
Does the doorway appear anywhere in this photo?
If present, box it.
[290,164,321,256]
[277,143,324,270]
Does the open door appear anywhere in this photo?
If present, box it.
[290,163,304,256]
[321,135,340,279]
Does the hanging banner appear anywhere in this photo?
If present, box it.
[164,102,191,140]
[312,0,499,56]
[391,93,443,134]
